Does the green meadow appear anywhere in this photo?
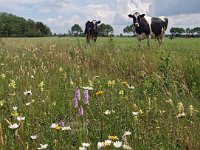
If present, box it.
[0,37,200,150]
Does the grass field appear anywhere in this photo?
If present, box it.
[0,37,200,150]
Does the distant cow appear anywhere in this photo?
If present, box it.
[128,12,168,48]
[85,20,101,43]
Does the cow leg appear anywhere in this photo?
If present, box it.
[138,39,142,48]
[94,36,97,42]
[147,35,151,48]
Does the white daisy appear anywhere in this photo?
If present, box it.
[30,135,37,140]
[38,144,48,149]
[113,141,122,148]
[82,142,90,147]
[8,123,19,129]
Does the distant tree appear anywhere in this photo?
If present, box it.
[98,23,114,36]
[123,24,135,36]
[170,27,185,36]
[192,27,200,34]
[71,24,83,36]
[0,12,51,37]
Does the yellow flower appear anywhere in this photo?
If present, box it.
[119,90,124,95]
[177,102,184,114]
[0,100,5,106]
[95,91,103,96]
[107,80,115,87]
[88,80,93,87]
[108,135,118,141]
[121,81,128,85]
[11,111,19,117]
[9,80,16,89]
[1,73,6,79]
[59,67,63,72]
[38,81,44,92]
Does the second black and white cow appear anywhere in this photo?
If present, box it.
[128,12,168,48]
[85,20,101,43]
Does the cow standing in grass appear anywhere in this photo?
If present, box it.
[128,12,168,48]
[85,20,101,43]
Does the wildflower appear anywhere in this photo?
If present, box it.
[166,98,173,106]
[97,142,105,149]
[104,110,112,115]
[107,80,115,87]
[95,91,103,96]
[83,90,89,104]
[177,102,184,114]
[8,123,19,129]
[9,80,16,89]
[79,147,86,150]
[38,81,44,92]
[132,111,139,116]
[75,87,81,100]
[58,121,65,127]
[11,111,19,117]
[119,90,124,95]
[108,135,118,141]
[176,112,186,118]
[121,81,128,85]
[13,106,18,111]
[88,80,93,87]
[31,75,34,79]
[123,144,133,149]
[139,109,144,115]
[50,123,60,129]
[1,73,6,79]
[17,116,25,121]
[59,67,63,72]
[73,97,78,108]
[113,141,122,148]
[0,100,5,106]
[82,143,90,147]
[30,135,37,140]
[79,105,84,116]
[123,131,131,137]
[26,102,32,106]
[104,140,112,146]
[38,144,48,149]
[24,90,32,96]
[188,105,197,116]
[82,86,93,91]
[127,85,135,90]
[61,126,71,131]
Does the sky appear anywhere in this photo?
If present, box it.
[0,0,200,35]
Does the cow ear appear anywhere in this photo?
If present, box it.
[141,14,145,17]
[97,21,101,24]
[128,14,133,18]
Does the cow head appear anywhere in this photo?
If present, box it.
[92,20,101,30]
[128,12,145,27]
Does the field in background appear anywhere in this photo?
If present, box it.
[0,37,200,150]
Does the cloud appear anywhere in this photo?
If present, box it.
[0,0,200,34]
[150,0,200,16]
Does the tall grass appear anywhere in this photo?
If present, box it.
[0,37,200,150]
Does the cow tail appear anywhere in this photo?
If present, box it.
[163,18,168,31]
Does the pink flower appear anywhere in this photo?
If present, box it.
[83,90,89,104]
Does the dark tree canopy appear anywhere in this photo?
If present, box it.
[98,23,114,36]
[71,24,83,36]
[123,24,135,35]
[0,12,52,37]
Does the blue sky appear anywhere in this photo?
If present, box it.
[0,0,200,34]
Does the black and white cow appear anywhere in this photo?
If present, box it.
[85,20,101,43]
[128,12,168,48]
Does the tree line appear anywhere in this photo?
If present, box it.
[170,27,200,36]
[0,12,51,37]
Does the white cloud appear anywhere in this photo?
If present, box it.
[0,0,200,35]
